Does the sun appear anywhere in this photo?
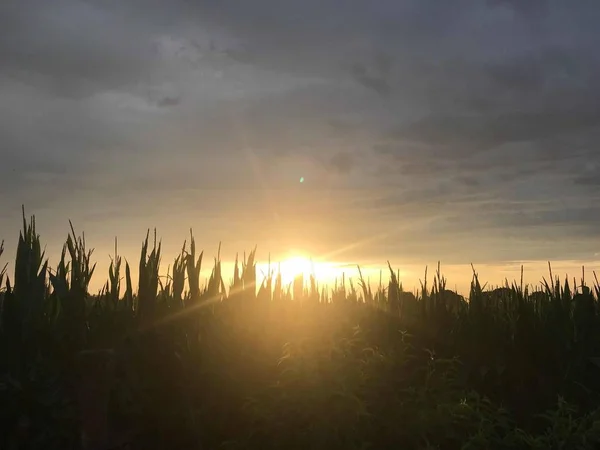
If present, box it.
[255,253,347,287]
[278,256,313,284]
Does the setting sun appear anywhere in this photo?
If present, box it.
[255,253,376,288]
[269,255,314,285]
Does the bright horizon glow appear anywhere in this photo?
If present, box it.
[254,252,389,289]
[256,253,334,286]
[276,256,313,284]
[2,239,597,298]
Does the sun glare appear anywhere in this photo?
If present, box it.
[255,254,361,287]
[278,256,313,284]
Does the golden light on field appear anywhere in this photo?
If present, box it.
[254,252,386,288]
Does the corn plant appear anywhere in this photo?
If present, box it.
[387,261,399,315]
[273,265,282,303]
[256,255,273,303]
[0,240,7,291]
[205,242,224,301]
[231,253,241,293]
[124,260,133,312]
[107,237,122,310]
[0,240,8,332]
[241,247,257,299]
[50,221,96,353]
[172,240,187,307]
[185,229,202,304]
[137,229,161,322]
[9,208,49,344]
[357,266,371,304]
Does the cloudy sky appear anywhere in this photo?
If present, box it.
[1,0,599,293]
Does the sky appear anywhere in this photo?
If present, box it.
[1,0,599,294]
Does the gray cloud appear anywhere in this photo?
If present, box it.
[0,0,160,98]
[575,174,600,186]
[488,0,549,18]
[155,94,181,108]
[327,152,355,174]
[388,110,600,157]
[349,63,392,97]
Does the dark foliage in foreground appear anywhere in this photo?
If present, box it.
[2,210,600,449]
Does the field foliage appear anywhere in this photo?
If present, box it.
[2,209,600,449]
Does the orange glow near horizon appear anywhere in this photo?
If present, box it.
[256,253,325,286]
[254,251,387,288]
[276,256,313,283]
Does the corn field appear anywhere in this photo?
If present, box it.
[2,209,600,449]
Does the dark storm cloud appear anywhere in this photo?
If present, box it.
[388,109,600,157]
[0,0,158,98]
[488,0,549,18]
[380,42,600,160]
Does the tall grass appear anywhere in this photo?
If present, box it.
[2,209,600,449]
